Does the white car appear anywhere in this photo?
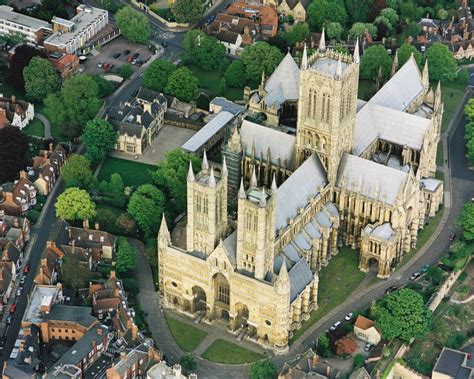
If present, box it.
[364,342,372,352]
[20,277,25,285]
[344,312,354,321]
[15,288,22,297]
[330,321,341,331]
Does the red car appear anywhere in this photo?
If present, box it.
[23,264,30,273]
[9,303,16,314]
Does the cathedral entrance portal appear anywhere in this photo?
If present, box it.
[212,273,230,324]
[234,302,250,331]
[192,286,207,313]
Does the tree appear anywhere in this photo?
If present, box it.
[307,0,347,31]
[30,0,68,21]
[240,42,284,82]
[348,22,377,40]
[248,360,277,379]
[55,187,96,221]
[119,64,133,79]
[281,22,310,46]
[224,60,246,88]
[143,59,176,92]
[406,21,422,38]
[61,256,93,290]
[360,45,392,81]
[374,15,393,37]
[151,149,201,215]
[172,0,204,24]
[353,354,365,369]
[115,6,150,44]
[316,334,330,357]
[109,173,125,195]
[127,184,166,236]
[82,119,117,164]
[426,266,444,285]
[116,212,136,234]
[179,354,197,374]
[335,335,357,356]
[396,43,422,67]
[345,0,372,23]
[325,22,343,41]
[374,288,431,342]
[380,8,399,26]
[60,154,93,189]
[437,8,448,21]
[165,67,200,102]
[426,43,457,82]
[8,44,45,91]
[93,75,114,98]
[447,241,471,271]
[23,57,61,102]
[0,125,28,184]
[182,30,226,71]
[115,237,136,273]
[456,202,474,241]
[464,99,474,122]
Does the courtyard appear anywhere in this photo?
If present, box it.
[97,157,156,187]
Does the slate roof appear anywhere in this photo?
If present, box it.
[280,0,310,10]
[110,119,144,139]
[336,153,408,205]
[275,154,327,232]
[240,119,296,169]
[222,230,237,266]
[45,305,97,327]
[209,97,245,115]
[67,226,116,248]
[263,52,300,108]
[273,255,314,303]
[434,348,473,379]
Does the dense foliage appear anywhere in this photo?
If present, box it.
[115,6,150,44]
[0,126,29,183]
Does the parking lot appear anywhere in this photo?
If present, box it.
[83,37,154,75]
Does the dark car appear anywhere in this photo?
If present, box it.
[9,303,16,314]
[161,41,168,48]
[123,49,130,55]
[422,264,430,273]
[132,52,140,59]
[112,52,121,59]
[449,232,456,241]
[410,272,421,281]
[385,286,398,295]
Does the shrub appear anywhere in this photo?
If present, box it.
[27,209,41,224]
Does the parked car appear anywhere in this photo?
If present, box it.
[330,321,341,331]
[23,264,30,273]
[112,52,121,59]
[97,61,105,68]
[410,272,421,281]
[123,49,130,55]
[422,264,430,273]
[449,233,456,241]
[9,303,16,314]
[20,276,26,285]
[132,52,140,59]
[102,63,111,70]
[385,286,398,295]
[344,312,354,321]
[161,41,168,48]
[6,315,12,324]
[364,342,371,352]
[16,288,22,297]
[0,336,5,347]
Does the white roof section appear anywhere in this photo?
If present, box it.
[0,5,52,31]
[240,119,296,169]
[23,285,61,324]
[181,111,234,153]
[363,223,395,241]
[263,52,300,108]
[275,154,327,231]
[369,56,424,112]
[311,56,349,77]
[421,177,443,192]
[337,153,408,205]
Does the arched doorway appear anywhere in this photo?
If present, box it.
[192,286,207,313]
[235,303,249,329]
[367,257,379,273]
[213,273,230,322]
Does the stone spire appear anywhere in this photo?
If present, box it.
[301,43,308,69]
[259,187,267,207]
[158,213,170,241]
[228,127,241,153]
[276,261,290,289]
[222,156,228,177]
[187,160,194,182]
[238,177,246,199]
[208,166,216,188]
[271,173,278,193]
[353,38,360,64]
[202,150,209,173]
[250,165,257,187]
[336,57,342,79]
[422,59,429,89]
[391,50,399,77]
[319,28,326,52]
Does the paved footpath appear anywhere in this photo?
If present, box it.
[34,113,52,139]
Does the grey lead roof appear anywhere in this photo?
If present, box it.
[273,256,314,303]
[363,223,395,241]
[222,231,237,266]
[240,119,296,169]
[420,177,442,191]
[210,97,245,115]
[336,153,408,205]
[263,52,300,108]
[434,348,473,379]
[181,111,234,153]
[275,154,327,232]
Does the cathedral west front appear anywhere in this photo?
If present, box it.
[158,34,444,352]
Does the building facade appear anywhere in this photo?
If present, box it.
[159,37,444,352]
[0,5,51,45]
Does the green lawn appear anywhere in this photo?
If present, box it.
[97,157,156,187]
[440,81,466,132]
[164,313,207,352]
[23,119,44,137]
[436,142,444,166]
[186,64,244,101]
[290,247,365,343]
[201,339,264,364]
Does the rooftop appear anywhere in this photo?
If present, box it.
[434,347,474,379]
[0,5,52,31]
[45,305,97,328]
[311,56,349,77]
[23,284,61,324]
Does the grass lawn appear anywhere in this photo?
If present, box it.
[186,64,244,102]
[440,81,466,132]
[97,157,156,187]
[436,142,444,166]
[23,119,44,137]
[358,79,374,101]
[201,339,264,364]
[290,247,365,343]
[397,207,444,269]
[164,313,207,352]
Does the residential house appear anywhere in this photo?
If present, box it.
[34,240,64,285]
[89,271,123,321]
[433,347,474,379]
[354,316,382,346]
[106,342,161,379]
[67,223,116,260]
[49,51,80,79]
[226,0,278,37]
[0,95,34,129]
[382,361,425,379]
[0,173,37,216]
[349,367,371,379]
[147,362,196,379]
[0,262,13,311]
[418,17,441,37]
[279,349,341,378]
[2,241,23,270]
[277,0,311,22]
[0,215,30,251]
[109,87,167,155]
[32,144,67,196]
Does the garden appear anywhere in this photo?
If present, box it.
[164,313,208,352]
[201,339,264,364]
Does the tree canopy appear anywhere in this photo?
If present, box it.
[325,22,343,41]
[172,0,204,24]
[55,187,96,221]
[23,57,61,103]
[115,237,136,273]
[345,0,372,23]
[335,335,357,356]
[373,288,431,342]
[348,22,377,40]
[183,30,226,71]
[456,202,474,242]
[82,119,117,165]
[8,44,45,91]
[240,42,284,82]
[60,154,93,189]
[127,184,166,236]
[396,43,422,68]
[280,23,310,46]
[165,67,200,102]
[360,45,392,81]
[61,256,93,290]
[307,0,347,31]
[143,59,177,92]
[248,360,277,379]
[426,43,457,82]
[179,354,197,374]
[115,6,150,44]
[0,125,29,184]
[224,60,246,88]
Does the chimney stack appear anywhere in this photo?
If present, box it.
[83,219,89,229]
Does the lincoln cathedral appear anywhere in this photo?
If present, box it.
[158,33,444,352]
